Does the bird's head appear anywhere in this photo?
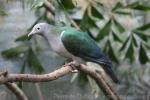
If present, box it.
[28,23,49,37]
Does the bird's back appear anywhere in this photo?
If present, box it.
[61,27,120,83]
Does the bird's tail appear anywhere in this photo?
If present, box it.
[85,57,120,84]
[102,65,120,84]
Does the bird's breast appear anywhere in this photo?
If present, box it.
[47,34,85,66]
[50,37,73,58]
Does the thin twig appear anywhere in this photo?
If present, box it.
[35,83,44,100]
[43,0,55,15]
[96,70,121,100]
[56,0,79,29]
[44,0,79,29]
[0,71,8,77]
[5,82,28,100]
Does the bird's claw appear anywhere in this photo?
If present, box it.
[70,65,78,73]
[63,62,78,73]
[63,61,74,67]
[0,71,8,77]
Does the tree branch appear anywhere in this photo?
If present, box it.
[43,0,79,29]
[0,1,121,100]
[35,83,44,100]
[43,0,55,15]
[0,64,121,100]
[5,82,28,100]
[0,65,73,84]
[77,64,121,100]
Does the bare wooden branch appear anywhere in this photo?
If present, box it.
[0,66,73,84]
[0,71,8,77]
[44,0,79,29]
[0,64,121,100]
[77,64,121,100]
[43,0,55,15]
[35,83,44,100]
[5,82,28,100]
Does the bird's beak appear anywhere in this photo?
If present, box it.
[28,31,34,37]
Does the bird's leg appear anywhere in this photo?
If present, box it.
[63,62,78,73]
[70,65,78,73]
[63,61,74,67]
[70,61,79,73]
[0,71,8,77]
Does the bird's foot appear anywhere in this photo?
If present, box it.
[63,61,74,67]
[70,66,78,73]
[0,71,8,77]
[63,62,78,73]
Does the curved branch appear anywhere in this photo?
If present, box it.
[0,66,73,84]
[78,64,121,100]
[5,82,28,100]
[0,64,121,100]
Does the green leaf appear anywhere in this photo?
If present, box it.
[87,8,98,28]
[80,9,97,30]
[137,33,149,42]
[108,41,119,63]
[132,34,138,47]
[91,6,103,19]
[113,10,132,15]
[112,2,131,15]
[113,18,125,33]
[136,23,150,31]
[0,7,7,16]
[87,75,100,97]
[125,42,134,63]
[112,2,123,11]
[119,36,130,51]
[94,1,104,7]
[20,61,26,74]
[127,2,150,11]
[15,34,30,42]
[60,0,75,9]
[103,41,109,52]
[31,0,44,8]
[139,44,149,64]
[112,31,123,43]
[1,44,29,58]
[27,48,44,73]
[78,72,88,85]
[127,2,139,8]
[133,31,150,42]
[144,43,150,50]
[80,10,88,30]
[96,20,112,41]
[88,17,98,28]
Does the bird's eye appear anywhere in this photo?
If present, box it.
[37,27,40,30]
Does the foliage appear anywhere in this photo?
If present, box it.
[1,41,44,73]
[2,0,149,64]
[1,0,150,99]
[5,0,149,65]
[0,4,7,16]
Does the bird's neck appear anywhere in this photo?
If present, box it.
[42,25,68,49]
[44,31,58,46]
